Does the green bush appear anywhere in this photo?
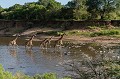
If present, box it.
[65,30,82,36]
[0,65,71,79]
[33,73,57,79]
[0,64,14,79]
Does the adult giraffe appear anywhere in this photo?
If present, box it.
[9,34,20,46]
[25,35,36,49]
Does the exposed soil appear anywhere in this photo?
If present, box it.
[64,36,120,46]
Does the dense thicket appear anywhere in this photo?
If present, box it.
[0,0,120,20]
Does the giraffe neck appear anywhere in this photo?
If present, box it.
[59,35,64,40]
[14,36,18,41]
[48,36,53,41]
[29,36,34,41]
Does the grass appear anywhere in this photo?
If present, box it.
[90,29,120,37]
[37,30,90,36]
[40,26,120,37]
[41,29,120,37]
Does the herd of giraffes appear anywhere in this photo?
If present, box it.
[9,33,65,49]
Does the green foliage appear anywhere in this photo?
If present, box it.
[86,0,120,20]
[90,30,119,37]
[49,28,120,37]
[23,3,46,20]
[33,73,58,79]
[45,0,63,20]
[59,8,73,20]
[0,0,62,20]
[0,64,14,79]
[64,0,88,20]
[0,0,120,20]
[65,30,81,35]
[43,73,57,79]
[0,65,71,79]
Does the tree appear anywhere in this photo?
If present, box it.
[0,6,4,19]
[73,0,88,20]
[59,7,73,20]
[45,0,63,20]
[7,4,23,19]
[8,4,23,11]
[0,4,24,20]
[22,2,46,20]
[37,0,50,7]
[65,0,88,20]
[86,0,120,20]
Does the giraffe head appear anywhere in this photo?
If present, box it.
[60,33,66,37]
[50,36,54,39]
[32,34,36,38]
[13,33,20,37]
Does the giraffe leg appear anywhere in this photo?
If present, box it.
[40,44,43,49]
[14,44,17,46]
[45,43,48,49]
[30,44,33,49]
[60,40,63,45]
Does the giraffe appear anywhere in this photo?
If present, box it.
[39,38,48,48]
[39,36,53,48]
[25,35,36,49]
[9,34,20,46]
[54,34,65,47]
[44,36,54,48]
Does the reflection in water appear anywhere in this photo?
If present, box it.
[41,48,52,61]
[40,45,63,60]
[25,48,35,62]
[9,49,17,58]
[8,44,18,50]
[8,42,20,58]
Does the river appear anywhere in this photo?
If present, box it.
[0,37,119,77]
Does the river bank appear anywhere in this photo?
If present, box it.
[1,26,120,45]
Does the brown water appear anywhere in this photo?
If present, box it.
[0,37,119,76]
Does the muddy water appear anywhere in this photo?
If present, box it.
[0,37,119,76]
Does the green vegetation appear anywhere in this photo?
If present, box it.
[37,30,89,36]
[90,29,120,37]
[0,0,120,20]
[86,0,120,20]
[38,27,120,37]
[0,64,71,79]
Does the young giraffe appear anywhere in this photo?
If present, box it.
[9,34,19,46]
[54,34,65,47]
[44,36,54,48]
[25,35,36,49]
[39,38,48,48]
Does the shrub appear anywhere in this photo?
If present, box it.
[0,65,71,79]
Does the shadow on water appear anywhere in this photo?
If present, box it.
[0,37,119,76]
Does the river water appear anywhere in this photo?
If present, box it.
[0,37,119,76]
